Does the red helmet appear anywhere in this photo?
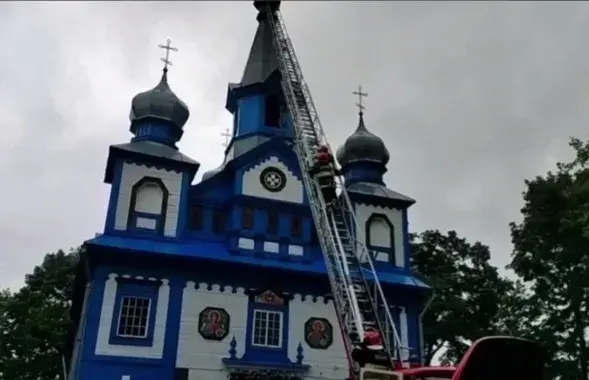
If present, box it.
[318,152,330,163]
[364,328,382,346]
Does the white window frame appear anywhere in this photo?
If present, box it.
[251,309,283,348]
[116,295,152,339]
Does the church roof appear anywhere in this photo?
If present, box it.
[129,69,190,130]
[336,112,390,167]
[240,2,280,87]
[104,141,199,183]
[84,234,430,289]
[196,136,299,189]
[111,141,198,164]
[347,181,416,208]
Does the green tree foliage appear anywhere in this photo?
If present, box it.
[411,230,512,365]
[0,249,78,380]
[509,138,589,380]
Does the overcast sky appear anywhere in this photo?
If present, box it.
[1,1,588,290]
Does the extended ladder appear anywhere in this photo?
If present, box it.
[257,1,406,377]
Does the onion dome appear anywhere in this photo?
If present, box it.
[336,112,390,167]
[129,68,189,130]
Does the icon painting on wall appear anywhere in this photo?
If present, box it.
[305,317,333,349]
[199,307,230,341]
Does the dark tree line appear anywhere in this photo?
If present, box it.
[3,138,589,379]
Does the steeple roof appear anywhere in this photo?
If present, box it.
[240,2,281,87]
[129,68,190,130]
[336,112,390,167]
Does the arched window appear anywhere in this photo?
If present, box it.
[365,214,394,264]
[128,177,168,234]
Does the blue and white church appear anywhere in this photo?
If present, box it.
[66,3,430,380]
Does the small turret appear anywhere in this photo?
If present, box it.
[336,112,390,168]
[129,39,189,147]
[336,86,390,186]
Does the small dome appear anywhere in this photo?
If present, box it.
[130,69,189,130]
[202,164,224,181]
[336,112,390,167]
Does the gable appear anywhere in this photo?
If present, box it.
[240,155,304,204]
[193,138,306,205]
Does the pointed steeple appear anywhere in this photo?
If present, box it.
[240,1,281,87]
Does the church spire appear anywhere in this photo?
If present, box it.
[240,1,281,87]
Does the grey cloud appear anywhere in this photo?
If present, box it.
[1,1,588,289]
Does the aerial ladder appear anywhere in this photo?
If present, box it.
[254,1,407,379]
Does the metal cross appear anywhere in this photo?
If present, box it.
[353,85,368,112]
[221,128,232,148]
[158,38,178,70]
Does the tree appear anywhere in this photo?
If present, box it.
[411,230,513,365]
[509,138,589,380]
[0,249,78,380]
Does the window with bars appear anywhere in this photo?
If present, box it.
[116,296,151,338]
[252,310,282,348]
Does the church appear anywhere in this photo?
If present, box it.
[66,2,431,380]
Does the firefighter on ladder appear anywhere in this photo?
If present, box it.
[309,145,341,207]
[352,328,397,369]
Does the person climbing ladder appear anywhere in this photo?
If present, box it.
[308,145,341,206]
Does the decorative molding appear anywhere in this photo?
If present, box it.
[254,290,284,306]
[353,202,399,212]
[181,281,332,304]
[243,156,301,181]
[109,273,163,283]
[291,294,332,304]
[183,281,246,296]
[122,159,183,174]
[260,167,287,192]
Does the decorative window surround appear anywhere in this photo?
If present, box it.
[95,274,170,359]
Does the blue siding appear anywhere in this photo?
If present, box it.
[104,160,123,234]
[132,122,178,147]
[236,95,264,136]
[76,267,185,380]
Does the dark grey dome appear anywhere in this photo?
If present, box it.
[130,69,189,129]
[336,112,390,167]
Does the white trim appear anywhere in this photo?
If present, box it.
[251,309,283,348]
[115,296,152,339]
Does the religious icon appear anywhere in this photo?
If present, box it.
[198,307,230,341]
[304,317,333,349]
